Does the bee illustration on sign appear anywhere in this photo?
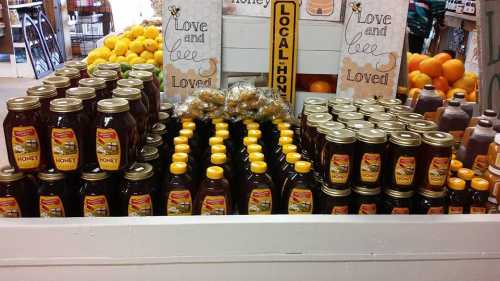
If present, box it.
[169,5,180,18]
[306,0,334,16]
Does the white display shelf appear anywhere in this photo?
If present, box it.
[8,1,43,9]
[1,215,500,281]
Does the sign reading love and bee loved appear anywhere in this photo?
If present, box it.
[163,0,222,103]
[336,0,408,99]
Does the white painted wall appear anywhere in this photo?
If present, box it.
[109,0,155,32]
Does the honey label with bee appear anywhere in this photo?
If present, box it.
[394,156,416,186]
[330,154,350,184]
[39,196,65,217]
[11,126,41,169]
[0,197,22,218]
[96,128,121,171]
[427,157,450,186]
[166,190,193,216]
[360,153,381,183]
[84,195,110,217]
[248,188,272,215]
[288,188,313,215]
[201,196,227,215]
[358,203,377,215]
[128,195,153,216]
[51,128,79,171]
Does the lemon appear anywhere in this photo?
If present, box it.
[146,59,157,65]
[114,40,128,56]
[116,56,127,63]
[126,53,139,63]
[140,50,154,61]
[124,31,135,40]
[136,36,146,42]
[109,53,117,63]
[104,35,118,50]
[87,50,100,65]
[126,50,134,57]
[143,39,158,52]
[131,25,145,38]
[156,36,163,45]
[119,37,131,46]
[97,47,112,60]
[129,40,144,54]
[154,50,163,65]
[144,25,160,39]
[93,58,107,65]
[130,57,146,65]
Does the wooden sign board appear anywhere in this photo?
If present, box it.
[268,0,299,108]
[223,0,343,22]
[336,0,408,99]
[478,0,500,112]
[163,0,222,103]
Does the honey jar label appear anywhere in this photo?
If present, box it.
[128,195,153,216]
[248,188,272,215]
[330,154,350,184]
[201,196,227,216]
[495,153,500,168]
[96,128,121,171]
[358,203,377,215]
[395,156,416,186]
[448,206,464,214]
[331,205,349,215]
[83,195,109,217]
[470,206,487,214]
[471,155,488,175]
[449,130,464,146]
[391,207,410,215]
[0,197,22,218]
[288,188,313,214]
[360,153,381,183]
[39,196,65,217]
[427,206,444,215]
[427,157,450,186]
[166,190,192,216]
[51,128,79,171]
[11,126,41,169]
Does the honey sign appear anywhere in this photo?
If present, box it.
[268,0,299,108]
[336,0,408,99]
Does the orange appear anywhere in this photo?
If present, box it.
[452,76,476,93]
[411,72,432,89]
[408,88,422,100]
[433,52,453,64]
[409,54,429,72]
[447,88,467,100]
[436,90,446,100]
[309,80,332,93]
[442,59,465,83]
[419,58,443,78]
[432,76,449,93]
[466,91,477,102]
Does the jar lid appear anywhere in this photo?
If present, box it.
[326,129,356,144]
[279,136,293,146]
[207,166,224,180]
[338,112,364,123]
[129,70,153,82]
[278,122,291,131]
[471,178,490,191]
[321,185,351,197]
[249,152,265,162]
[478,119,493,128]
[175,144,190,153]
[353,186,381,196]
[217,122,230,131]
[488,165,500,176]
[250,161,267,174]
[160,102,174,112]
[243,137,258,146]
[368,112,396,123]
[378,98,402,108]
[357,129,387,144]
[359,105,385,116]
[422,131,454,147]
[280,129,294,138]
[318,121,345,134]
[179,129,193,139]
[92,70,118,81]
[0,166,24,182]
[447,177,466,191]
[7,96,41,111]
[27,85,57,99]
[54,67,81,79]
[97,63,121,72]
[97,98,129,113]
[50,98,83,113]
[159,112,169,123]
[294,161,312,173]
[38,168,65,182]
[307,113,333,127]
[377,121,406,132]
[172,152,188,163]
[174,136,188,145]
[450,160,463,172]
[272,118,283,125]
[209,136,224,146]
[304,97,327,106]
[384,188,414,199]
[286,152,301,164]
[146,134,163,147]
[132,63,155,73]
[304,105,328,115]
[212,144,227,154]
[151,123,167,135]
[139,145,159,161]
[117,78,144,90]
[407,120,437,134]
[124,163,154,181]
[397,113,425,124]
[390,131,421,147]
[282,144,297,154]
[66,87,96,100]
[247,129,261,139]
[354,98,377,107]
[418,188,446,198]
[80,165,109,181]
[346,120,375,132]
[79,78,107,90]
[64,60,87,70]
[112,88,142,101]
[458,168,474,181]
[388,105,413,114]
[246,122,259,130]
[211,153,227,165]
[331,104,357,115]
[43,76,71,88]
[328,97,352,106]
[170,162,187,175]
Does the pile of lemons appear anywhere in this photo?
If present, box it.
[87,25,163,69]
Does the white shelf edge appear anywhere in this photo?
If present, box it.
[8,1,43,9]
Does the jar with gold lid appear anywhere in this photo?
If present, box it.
[79,78,108,101]
[66,87,97,118]
[388,105,413,115]
[359,104,385,120]
[301,105,328,154]
[385,131,421,191]
[64,60,88,78]
[92,70,119,96]
[316,121,345,174]
[55,67,81,88]
[160,102,175,117]
[353,98,377,110]
[37,169,69,217]
[132,63,160,88]
[331,104,357,121]
[117,78,149,113]
[0,166,35,217]
[346,120,374,133]
[407,120,437,135]
[354,129,387,189]
[383,188,414,214]
[304,112,332,157]
[302,97,327,116]
[26,85,57,122]
[43,76,71,99]
[417,131,454,190]
[129,70,160,124]
[397,112,425,125]
[351,186,381,214]
[96,63,122,77]
[378,98,402,111]
[112,88,149,146]
[338,112,364,125]
[120,163,155,216]
[79,164,111,217]
[377,120,406,133]
[322,129,356,189]
[328,97,351,115]
[149,124,169,167]
[415,188,447,214]
[368,112,395,123]
[320,185,351,214]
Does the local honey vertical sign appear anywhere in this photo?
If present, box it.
[268,0,299,109]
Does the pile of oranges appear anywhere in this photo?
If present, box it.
[407,52,478,102]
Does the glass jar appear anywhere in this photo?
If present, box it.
[320,185,351,214]
[469,178,490,214]
[449,159,463,178]
[301,105,328,154]
[79,165,111,217]
[112,88,149,146]
[322,129,356,189]
[383,188,414,214]
[43,76,71,99]
[26,85,57,122]
[488,134,500,170]
[129,70,160,124]
[92,70,119,95]
[388,105,413,115]
[64,60,88,79]
[79,78,108,101]
[415,188,447,214]
[331,104,357,121]
[417,132,454,190]
[117,78,149,112]
[47,98,86,172]
[305,113,332,158]
[351,186,381,214]
[37,169,69,217]
[95,98,139,172]
[160,102,175,117]
[368,112,396,123]
[96,63,122,78]
[0,166,33,217]
[148,126,169,168]
[407,120,438,135]
[359,105,385,120]
[386,131,421,191]
[54,67,81,88]
[132,63,160,89]
[484,166,500,202]
[378,98,402,111]
[120,163,155,216]
[353,98,377,110]
[328,97,352,115]
[355,129,387,189]
[447,177,467,214]
[139,146,161,177]
[397,112,425,126]
[346,120,375,133]
[302,97,327,117]
[338,112,364,125]
[3,97,46,173]
[376,121,406,134]
[315,121,345,174]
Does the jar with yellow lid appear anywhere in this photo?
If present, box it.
[388,105,413,115]
[457,168,474,190]
[92,70,119,96]
[27,85,57,122]
[469,178,490,214]
[415,188,447,214]
[417,132,454,190]
[407,120,438,135]
[195,166,232,215]
[64,60,88,78]
[120,163,156,216]
[322,129,356,190]
[43,76,71,99]
[446,177,467,214]
[376,120,406,133]
[113,88,149,145]
[79,78,108,101]
[95,98,138,172]
[55,67,81,88]
[354,129,387,189]
[129,70,160,124]
[37,169,69,217]
[163,162,194,216]
[276,152,302,197]
[351,186,381,214]
[0,166,35,217]
[385,131,421,191]
[79,164,111,217]
[449,159,463,178]
[117,78,150,113]
[240,161,274,215]
[3,97,47,173]
[383,188,414,214]
[320,185,351,214]
[368,112,396,123]
[281,161,316,214]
